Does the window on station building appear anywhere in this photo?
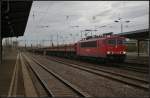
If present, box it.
[80,41,97,48]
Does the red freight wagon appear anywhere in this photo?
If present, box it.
[47,44,75,52]
[46,44,76,57]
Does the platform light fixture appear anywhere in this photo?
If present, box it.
[114,17,130,33]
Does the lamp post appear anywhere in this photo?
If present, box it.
[80,30,83,39]
[114,17,130,33]
[50,34,53,47]
[69,33,73,44]
[57,32,59,46]
[24,40,26,49]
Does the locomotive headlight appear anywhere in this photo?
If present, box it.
[123,51,126,54]
[107,51,111,54]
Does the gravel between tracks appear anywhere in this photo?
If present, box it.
[29,53,149,97]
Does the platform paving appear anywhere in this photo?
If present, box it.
[0,47,18,96]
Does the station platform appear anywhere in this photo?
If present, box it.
[125,52,149,66]
[0,47,18,96]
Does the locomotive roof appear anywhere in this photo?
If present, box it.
[79,35,124,43]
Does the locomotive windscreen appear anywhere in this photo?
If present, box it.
[107,39,125,45]
[117,39,125,45]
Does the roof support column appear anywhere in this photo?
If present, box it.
[0,32,1,64]
[0,0,2,64]
[137,40,140,56]
[148,40,150,56]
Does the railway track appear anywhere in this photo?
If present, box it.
[77,58,148,74]
[22,53,91,97]
[23,57,49,97]
[47,56,148,82]
[43,54,148,74]
[43,55,149,91]
[74,55,148,74]
[113,63,149,73]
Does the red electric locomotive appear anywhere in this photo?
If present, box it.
[76,34,127,62]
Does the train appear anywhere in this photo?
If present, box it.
[38,33,127,62]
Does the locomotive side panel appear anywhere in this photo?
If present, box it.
[77,40,100,57]
[97,39,107,58]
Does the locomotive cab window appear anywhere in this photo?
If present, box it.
[107,39,125,45]
[80,41,97,48]
[117,39,125,45]
[107,39,116,45]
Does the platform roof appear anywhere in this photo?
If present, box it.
[2,1,32,38]
[118,29,149,40]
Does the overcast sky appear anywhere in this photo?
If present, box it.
[11,1,149,46]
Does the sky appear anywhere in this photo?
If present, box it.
[9,1,149,47]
